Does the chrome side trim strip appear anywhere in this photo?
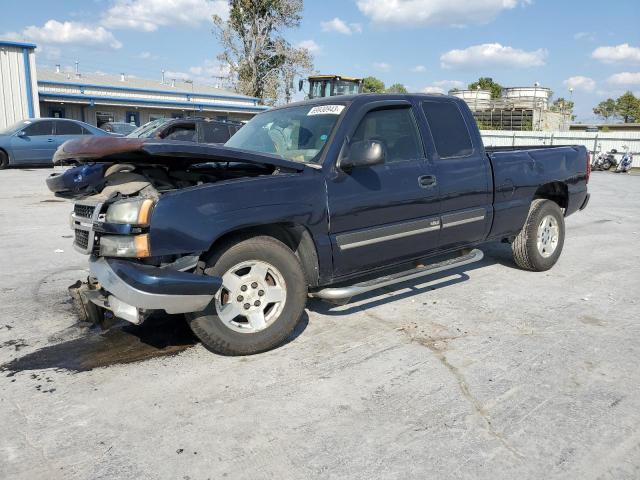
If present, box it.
[340,224,440,250]
[337,217,441,251]
[442,215,485,228]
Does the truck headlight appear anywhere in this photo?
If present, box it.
[99,234,150,258]
[105,198,154,225]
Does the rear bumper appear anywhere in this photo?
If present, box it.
[88,257,220,322]
[579,193,590,211]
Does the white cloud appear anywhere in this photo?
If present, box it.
[440,43,547,69]
[357,0,528,27]
[574,32,595,41]
[137,51,159,60]
[4,20,122,49]
[297,40,321,54]
[373,62,391,72]
[411,65,427,72]
[607,72,640,86]
[164,70,192,81]
[421,80,465,94]
[592,44,640,64]
[320,18,362,35]
[563,76,596,92]
[102,0,228,32]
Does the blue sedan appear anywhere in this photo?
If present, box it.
[0,118,108,169]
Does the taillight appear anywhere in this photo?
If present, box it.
[586,152,591,183]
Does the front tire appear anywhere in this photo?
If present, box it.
[187,236,308,355]
[0,151,8,170]
[512,199,565,271]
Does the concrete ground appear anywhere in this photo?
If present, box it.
[0,168,639,480]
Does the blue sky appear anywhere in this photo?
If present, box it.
[2,0,639,121]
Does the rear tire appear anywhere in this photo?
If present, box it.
[0,151,8,170]
[186,236,308,355]
[512,199,565,272]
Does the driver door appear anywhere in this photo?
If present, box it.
[327,104,440,277]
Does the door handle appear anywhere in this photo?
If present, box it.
[47,139,54,142]
[418,175,437,188]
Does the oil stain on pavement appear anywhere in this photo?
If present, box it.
[1,315,197,375]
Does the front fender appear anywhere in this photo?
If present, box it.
[148,172,328,257]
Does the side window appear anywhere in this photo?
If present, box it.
[55,121,83,135]
[351,107,422,163]
[162,124,196,142]
[81,126,94,135]
[421,101,473,158]
[202,123,230,143]
[22,121,54,136]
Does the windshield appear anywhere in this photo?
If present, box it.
[334,80,360,96]
[225,104,345,163]
[126,118,167,138]
[0,120,30,135]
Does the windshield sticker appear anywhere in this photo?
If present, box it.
[307,105,345,116]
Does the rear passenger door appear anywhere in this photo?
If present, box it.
[54,120,87,149]
[420,100,492,250]
[327,103,440,277]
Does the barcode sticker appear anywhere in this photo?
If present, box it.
[307,105,345,116]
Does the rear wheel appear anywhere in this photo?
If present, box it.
[0,151,8,170]
[512,199,565,271]
[187,236,308,355]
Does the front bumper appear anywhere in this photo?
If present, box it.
[88,257,221,323]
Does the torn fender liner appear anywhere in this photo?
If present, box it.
[53,136,307,172]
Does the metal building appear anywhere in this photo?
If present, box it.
[0,40,267,130]
[0,41,40,129]
[37,68,267,127]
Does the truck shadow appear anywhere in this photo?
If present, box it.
[307,241,516,316]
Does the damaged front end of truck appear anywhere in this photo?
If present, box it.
[46,136,306,327]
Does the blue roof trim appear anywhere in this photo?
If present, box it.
[0,40,37,49]
[22,48,34,117]
[38,92,269,112]
[38,80,259,103]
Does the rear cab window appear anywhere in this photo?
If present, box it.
[421,101,473,159]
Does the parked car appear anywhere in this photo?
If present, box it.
[127,117,243,144]
[101,122,137,136]
[47,94,590,356]
[0,118,108,168]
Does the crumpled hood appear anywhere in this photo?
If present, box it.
[52,136,307,172]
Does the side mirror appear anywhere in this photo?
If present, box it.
[17,130,26,137]
[298,79,304,92]
[340,139,385,170]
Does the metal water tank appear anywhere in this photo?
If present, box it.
[449,89,492,111]
[502,87,551,110]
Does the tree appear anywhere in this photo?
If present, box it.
[616,91,640,123]
[212,0,312,105]
[362,76,385,93]
[593,98,617,122]
[386,83,407,94]
[550,97,574,114]
[468,77,503,99]
[275,46,313,104]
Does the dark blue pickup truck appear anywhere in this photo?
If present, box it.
[47,94,590,355]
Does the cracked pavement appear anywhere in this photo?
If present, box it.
[0,168,639,479]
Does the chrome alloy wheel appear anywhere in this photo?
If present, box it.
[537,214,559,258]
[214,260,287,333]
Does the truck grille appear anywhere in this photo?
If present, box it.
[70,201,102,254]
[74,204,95,219]
[74,229,90,250]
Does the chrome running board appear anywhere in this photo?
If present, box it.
[310,249,483,302]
